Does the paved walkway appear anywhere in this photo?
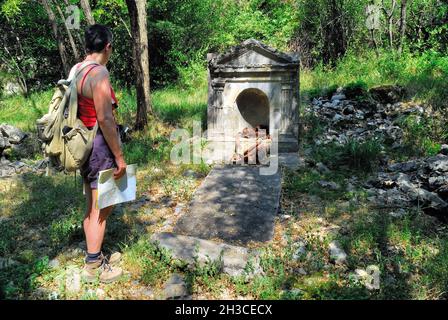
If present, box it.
[174,164,282,244]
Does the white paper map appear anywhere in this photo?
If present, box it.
[96,164,137,210]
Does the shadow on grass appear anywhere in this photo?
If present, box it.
[0,172,141,299]
[340,208,448,299]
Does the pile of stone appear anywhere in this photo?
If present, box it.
[305,85,427,147]
[364,146,448,217]
[0,157,46,177]
[0,123,28,154]
[0,123,45,177]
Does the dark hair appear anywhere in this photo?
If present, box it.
[85,24,113,54]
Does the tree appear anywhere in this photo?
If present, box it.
[53,0,80,61]
[398,0,408,54]
[126,0,152,130]
[40,0,70,75]
[381,0,397,50]
[80,0,95,25]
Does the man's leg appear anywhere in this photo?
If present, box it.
[83,183,114,254]
[82,182,122,283]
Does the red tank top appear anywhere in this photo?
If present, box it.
[77,63,118,128]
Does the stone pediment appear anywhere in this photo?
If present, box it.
[209,39,299,71]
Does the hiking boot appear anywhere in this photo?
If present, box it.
[108,252,122,265]
[82,256,123,284]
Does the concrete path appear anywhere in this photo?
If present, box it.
[173,164,282,244]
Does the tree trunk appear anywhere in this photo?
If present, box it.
[40,0,70,75]
[370,29,379,57]
[398,0,407,54]
[53,0,80,62]
[62,0,85,53]
[80,0,95,25]
[381,0,396,50]
[323,0,346,65]
[126,0,152,130]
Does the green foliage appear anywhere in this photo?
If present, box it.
[48,209,83,247]
[1,0,25,17]
[123,238,174,287]
[395,114,444,157]
[310,139,382,172]
[343,80,368,100]
[0,256,49,299]
[341,139,383,171]
[301,49,448,109]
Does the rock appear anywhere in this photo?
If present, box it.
[295,267,307,275]
[329,241,347,265]
[32,287,52,300]
[389,209,407,218]
[95,288,106,300]
[174,203,185,215]
[331,94,346,101]
[333,114,344,122]
[0,136,10,150]
[369,85,405,104]
[397,173,448,208]
[139,287,154,298]
[130,195,151,211]
[346,182,356,192]
[49,258,60,269]
[428,176,448,190]
[162,273,190,300]
[65,267,81,294]
[77,240,87,250]
[427,154,448,172]
[354,268,368,278]
[182,169,198,178]
[316,162,330,174]
[0,123,27,144]
[279,153,305,169]
[0,257,19,270]
[151,232,262,277]
[318,180,340,190]
[292,240,306,260]
[9,133,40,158]
[388,160,419,172]
[281,288,304,298]
[440,144,448,156]
[342,105,355,115]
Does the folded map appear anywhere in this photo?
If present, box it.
[96,164,137,210]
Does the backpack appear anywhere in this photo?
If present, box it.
[36,61,100,173]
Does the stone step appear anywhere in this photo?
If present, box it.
[150,232,263,277]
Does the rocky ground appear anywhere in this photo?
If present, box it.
[305,85,448,220]
[0,123,45,177]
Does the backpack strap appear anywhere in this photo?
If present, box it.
[80,65,100,96]
[65,61,101,128]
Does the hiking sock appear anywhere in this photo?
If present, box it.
[86,251,102,263]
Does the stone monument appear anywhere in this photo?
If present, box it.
[206,39,300,162]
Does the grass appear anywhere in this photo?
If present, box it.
[300,49,448,110]
[1,48,448,300]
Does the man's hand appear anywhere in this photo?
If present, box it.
[114,156,127,180]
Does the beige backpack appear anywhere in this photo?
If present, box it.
[36,61,99,172]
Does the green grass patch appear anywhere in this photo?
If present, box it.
[300,49,448,110]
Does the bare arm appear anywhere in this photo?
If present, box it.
[91,67,126,179]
